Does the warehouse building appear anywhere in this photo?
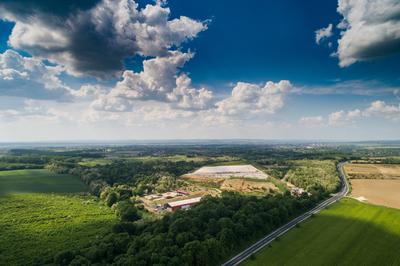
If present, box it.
[166,197,202,211]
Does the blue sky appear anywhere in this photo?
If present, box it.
[0,0,399,141]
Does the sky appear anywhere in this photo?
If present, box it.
[0,0,399,141]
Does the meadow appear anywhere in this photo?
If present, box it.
[0,169,116,265]
[244,198,400,266]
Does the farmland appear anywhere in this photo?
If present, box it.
[344,163,400,179]
[244,198,400,266]
[343,163,400,209]
[0,169,87,195]
[0,170,115,265]
[351,179,400,209]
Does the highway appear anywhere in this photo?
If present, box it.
[222,162,349,266]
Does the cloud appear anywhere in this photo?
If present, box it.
[0,50,73,100]
[0,0,207,78]
[331,0,400,67]
[70,84,107,100]
[328,110,345,125]
[91,51,214,111]
[315,24,333,45]
[299,116,324,127]
[365,100,400,119]
[0,99,71,122]
[293,80,399,96]
[328,100,400,125]
[216,80,292,116]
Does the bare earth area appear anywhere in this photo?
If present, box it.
[351,179,400,209]
[185,164,269,180]
[221,178,278,194]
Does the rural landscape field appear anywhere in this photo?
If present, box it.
[0,142,399,265]
[344,163,400,209]
[244,198,400,266]
[0,169,115,265]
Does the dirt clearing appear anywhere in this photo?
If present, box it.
[221,179,277,194]
[350,179,400,209]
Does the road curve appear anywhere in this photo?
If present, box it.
[222,162,349,266]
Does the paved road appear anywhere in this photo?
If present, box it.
[222,162,349,266]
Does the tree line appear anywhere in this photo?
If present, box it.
[55,191,322,266]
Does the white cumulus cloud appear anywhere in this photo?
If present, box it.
[328,100,400,125]
[216,80,292,116]
[0,50,72,100]
[91,51,214,111]
[324,0,400,67]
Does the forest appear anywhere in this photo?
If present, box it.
[56,192,320,266]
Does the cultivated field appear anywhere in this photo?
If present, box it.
[344,163,400,209]
[0,169,87,195]
[0,170,115,265]
[351,179,400,209]
[244,198,400,266]
[344,163,400,179]
[185,164,269,180]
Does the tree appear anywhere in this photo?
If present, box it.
[116,201,140,222]
[106,191,119,207]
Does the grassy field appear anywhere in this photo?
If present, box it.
[0,169,87,195]
[244,198,400,266]
[0,169,116,265]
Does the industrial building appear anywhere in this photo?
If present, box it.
[166,197,202,211]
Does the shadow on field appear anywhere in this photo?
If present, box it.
[246,212,400,266]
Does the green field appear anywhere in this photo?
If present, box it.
[0,169,115,265]
[244,198,400,266]
[0,169,87,195]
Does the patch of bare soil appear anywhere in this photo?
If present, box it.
[220,179,277,194]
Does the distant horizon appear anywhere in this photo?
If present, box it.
[1,138,400,147]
